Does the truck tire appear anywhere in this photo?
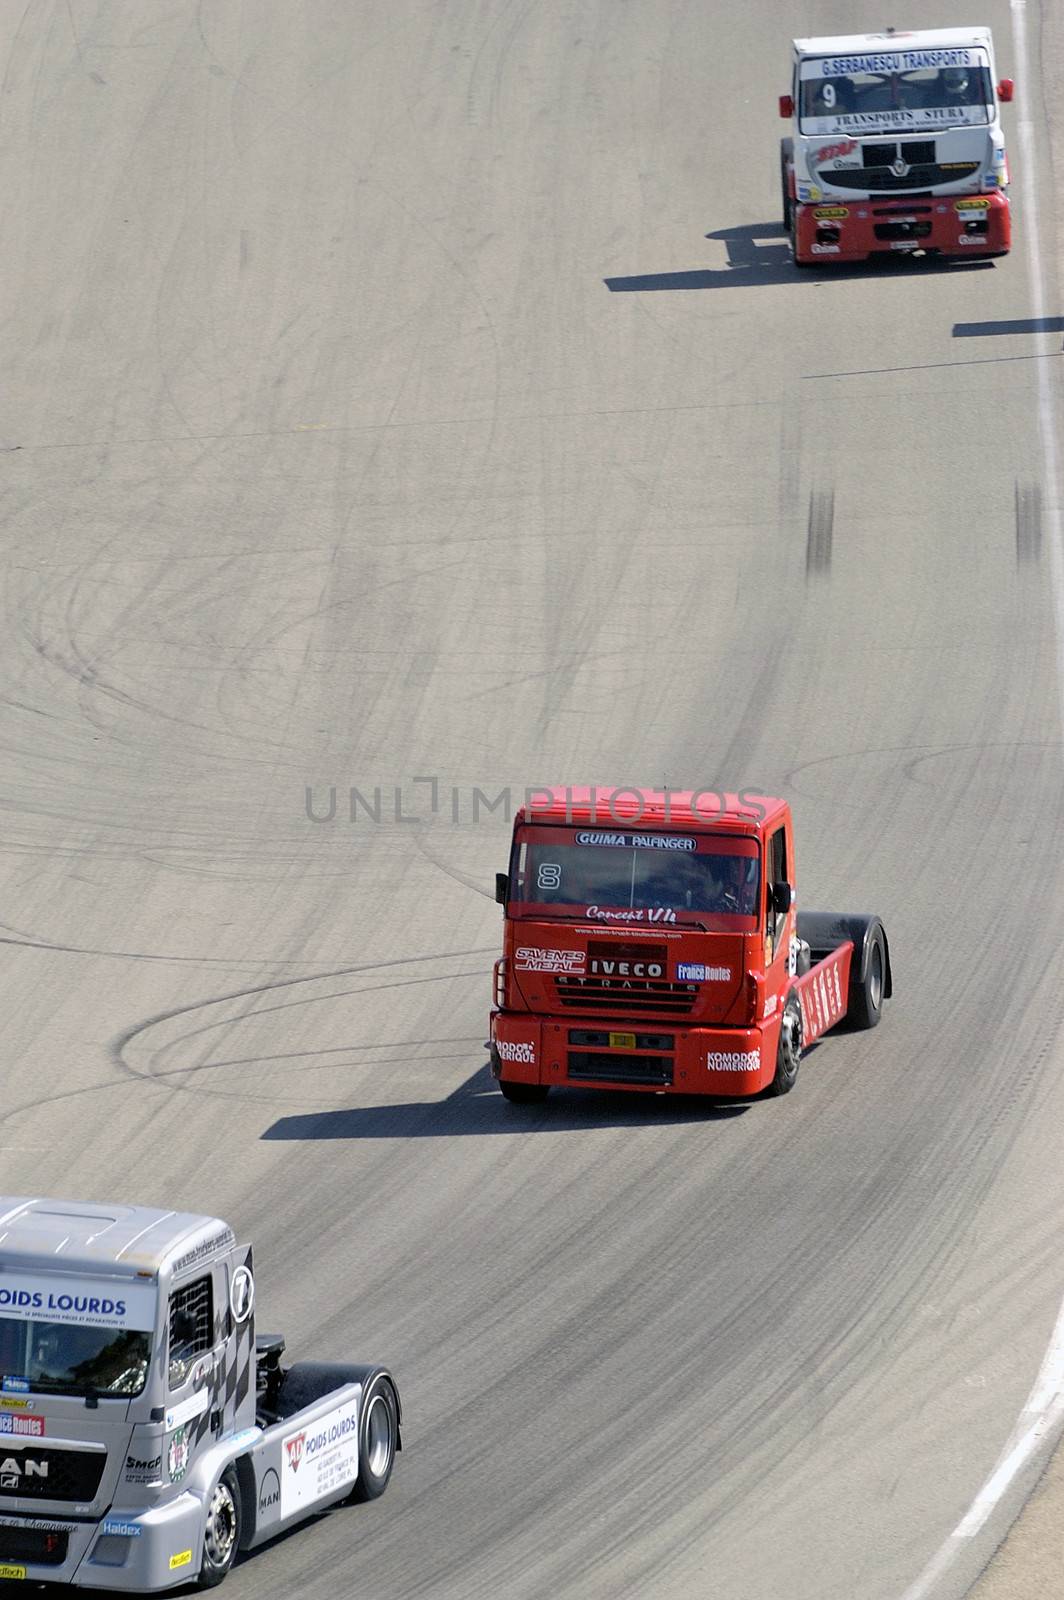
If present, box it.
[766,993,802,1096]
[196,1466,242,1589]
[348,1372,399,1502]
[848,926,886,1029]
[780,138,794,231]
[498,1078,549,1103]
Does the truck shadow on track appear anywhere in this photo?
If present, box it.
[604,222,997,291]
[261,1063,752,1139]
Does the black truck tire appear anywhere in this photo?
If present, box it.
[498,1078,549,1104]
[766,992,803,1096]
[848,926,886,1029]
[780,138,794,232]
[196,1466,242,1589]
[349,1372,400,1502]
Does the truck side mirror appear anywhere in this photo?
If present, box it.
[495,872,509,905]
[997,77,1014,103]
[779,94,794,118]
[771,881,792,914]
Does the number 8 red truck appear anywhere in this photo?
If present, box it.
[490,789,891,1103]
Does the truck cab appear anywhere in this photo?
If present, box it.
[779,27,1013,264]
[490,789,891,1102]
[0,1199,400,1590]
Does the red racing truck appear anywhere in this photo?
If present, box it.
[490,789,891,1102]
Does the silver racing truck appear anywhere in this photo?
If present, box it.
[0,1197,401,1590]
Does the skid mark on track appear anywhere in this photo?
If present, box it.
[111,946,495,1105]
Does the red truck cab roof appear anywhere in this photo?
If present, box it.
[517,787,788,838]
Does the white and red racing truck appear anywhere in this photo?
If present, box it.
[779,27,1013,264]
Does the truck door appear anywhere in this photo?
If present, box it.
[164,1273,222,1487]
[764,823,793,1023]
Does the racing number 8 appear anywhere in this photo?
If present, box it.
[537,862,562,891]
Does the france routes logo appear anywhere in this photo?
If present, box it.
[285,1433,305,1473]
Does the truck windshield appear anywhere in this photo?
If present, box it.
[509,827,760,929]
[0,1316,151,1397]
[799,52,993,132]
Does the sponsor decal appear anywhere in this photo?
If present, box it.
[496,1040,535,1065]
[0,1456,48,1485]
[124,1453,162,1485]
[589,958,663,979]
[0,1415,44,1438]
[169,1550,192,1571]
[706,1050,761,1074]
[258,1467,281,1517]
[514,946,585,974]
[167,1425,190,1485]
[0,1277,154,1332]
[0,1517,75,1532]
[0,1566,26,1580]
[164,1387,210,1432]
[281,1396,360,1518]
[101,1520,142,1538]
[956,235,983,245]
[814,138,857,164]
[816,107,986,131]
[1,1380,29,1395]
[956,197,990,211]
[586,905,676,924]
[677,963,705,981]
[0,1399,30,1411]
[763,993,778,1019]
[575,831,696,851]
[810,244,840,255]
[230,1266,254,1325]
[813,206,849,219]
[816,49,978,76]
[798,954,847,1040]
[170,1227,235,1278]
[888,241,919,250]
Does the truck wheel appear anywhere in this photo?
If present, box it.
[766,994,803,1096]
[349,1373,399,1502]
[780,138,793,231]
[196,1467,241,1589]
[498,1079,549,1104]
[849,930,886,1029]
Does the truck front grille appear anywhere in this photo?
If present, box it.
[863,139,936,164]
[0,1448,106,1503]
[822,162,979,191]
[568,1051,674,1086]
[0,1524,69,1565]
[554,978,697,1014]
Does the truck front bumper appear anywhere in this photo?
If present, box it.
[794,190,1011,264]
[490,1012,779,1098]
[0,1492,204,1590]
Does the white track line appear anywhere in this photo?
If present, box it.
[899,4,1064,1597]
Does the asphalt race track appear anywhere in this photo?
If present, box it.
[2,3,1064,1597]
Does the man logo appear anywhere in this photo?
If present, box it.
[0,1456,48,1488]
[258,1467,281,1516]
[230,1266,254,1325]
[285,1433,305,1473]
